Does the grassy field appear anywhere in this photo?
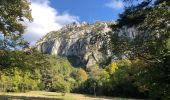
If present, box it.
[0,91,144,100]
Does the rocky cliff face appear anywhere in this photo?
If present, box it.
[34,21,115,68]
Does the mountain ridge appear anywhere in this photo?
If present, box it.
[33,21,116,68]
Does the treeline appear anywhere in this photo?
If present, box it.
[73,59,147,98]
[1,50,169,99]
[0,50,87,94]
[0,50,146,98]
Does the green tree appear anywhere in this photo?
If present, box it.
[39,55,75,93]
[112,0,170,99]
[0,0,32,49]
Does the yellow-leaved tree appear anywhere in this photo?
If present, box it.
[106,62,118,75]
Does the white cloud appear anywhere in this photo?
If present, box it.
[105,0,124,10]
[24,0,79,45]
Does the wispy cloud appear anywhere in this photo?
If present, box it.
[105,0,124,10]
[23,0,79,45]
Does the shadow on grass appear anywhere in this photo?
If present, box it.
[0,95,63,100]
[82,94,146,100]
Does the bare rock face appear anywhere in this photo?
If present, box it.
[34,21,115,68]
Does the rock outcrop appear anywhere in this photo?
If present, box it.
[34,21,115,68]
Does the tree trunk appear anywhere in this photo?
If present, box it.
[94,87,96,97]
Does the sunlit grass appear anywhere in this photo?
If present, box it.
[0,91,144,100]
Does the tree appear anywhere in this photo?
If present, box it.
[106,62,118,75]
[112,0,170,99]
[0,0,32,50]
[72,68,88,84]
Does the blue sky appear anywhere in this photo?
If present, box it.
[24,0,125,45]
[50,0,124,23]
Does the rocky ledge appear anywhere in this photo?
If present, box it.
[33,21,116,68]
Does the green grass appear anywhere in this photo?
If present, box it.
[0,91,73,100]
[0,91,145,100]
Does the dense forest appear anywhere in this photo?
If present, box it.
[0,0,170,99]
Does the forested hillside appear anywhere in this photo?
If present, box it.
[0,0,169,99]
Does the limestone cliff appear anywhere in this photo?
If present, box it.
[34,21,115,68]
